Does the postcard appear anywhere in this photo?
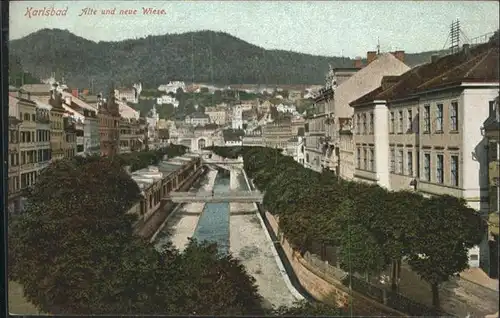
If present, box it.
[7,1,500,317]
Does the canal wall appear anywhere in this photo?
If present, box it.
[228,169,300,308]
[241,171,406,316]
[137,165,207,240]
[237,168,306,302]
[154,169,219,251]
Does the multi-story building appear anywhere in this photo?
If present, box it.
[119,118,144,153]
[115,82,142,104]
[34,100,52,170]
[48,85,66,161]
[99,88,121,156]
[350,42,498,268]
[242,126,264,147]
[63,116,77,158]
[62,92,100,156]
[205,106,228,125]
[185,112,210,126]
[223,129,244,146]
[303,106,327,172]
[262,118,293,149]
[17,91,40,192]
[291,116,305,136]
[323,52,410,177]
[232,105,243,130]
[156,95,179,107]
[484,96,500,241]
[284,136,305,165]
[8,96,22,214]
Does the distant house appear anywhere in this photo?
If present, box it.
[223,128,244,146]
[185,112,210,126]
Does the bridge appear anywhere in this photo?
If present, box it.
[167,190,263,203]
[202,158,243,165]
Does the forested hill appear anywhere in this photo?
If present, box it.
[10,28,446,90]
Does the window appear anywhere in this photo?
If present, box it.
[398,111,403,133]
[436,154,444,183]
[415,112,419,133]
[450,102,458,131]
[362,114,367,134]
[407,151,413,176]
[451,155,459,186]
[416,151,420,178]
[424,153,431,181]
[436,104,443,132]
[370,149,375,171]
[363,149,367,169]
[397,150,404,173]
[31,114,36,121]
[390,148,396,173]
[390,112,395,133]
[356,148,361,168]
[407,109,413,132]
[423,105,430,132]
[369,113,374,134]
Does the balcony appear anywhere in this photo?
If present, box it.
[36,117,50,124]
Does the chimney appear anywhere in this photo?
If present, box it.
[462,44,470,57]
[367,51,377,64]
[354,57,363,68]
[431,54,439,63]
[393,50,405,62]
[65,95,72,105]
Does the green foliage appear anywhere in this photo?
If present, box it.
[9,54,42,86]
[208,146,487,310]
[109,145,187,172]
[273,300,345,316]
[10,29,439,90]
[8,152,268,315]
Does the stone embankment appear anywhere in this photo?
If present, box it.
[154,169,218,252]
[229,168,299,309]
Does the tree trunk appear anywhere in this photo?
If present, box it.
[391,260,397,291]
[431,282,440,309]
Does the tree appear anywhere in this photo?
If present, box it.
[273,300,345,316]
[8,153,270,315]
[407,195,485,309]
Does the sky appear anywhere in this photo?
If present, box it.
[9,1,500,58]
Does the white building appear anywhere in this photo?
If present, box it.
[115,82,142,104]
[276,103,298,114]
[156,95,179,108]
[146,104,160,141]
[232,105,243,130]
[323,52,410,177]
[350,42,498,268]
[158,81,186,93]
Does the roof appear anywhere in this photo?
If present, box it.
[351,42,499,106]
[61,92,97,112]
[117,100,140,119]
[333,52,410,117]
[21,84,52,94]
[188,112,209,119]
[223,128,245,142]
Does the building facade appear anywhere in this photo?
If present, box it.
[8,96,22,213]
[205,106,228,125]
[99,88,121,156]
[350,42,498,269]
[262,119,293,149]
